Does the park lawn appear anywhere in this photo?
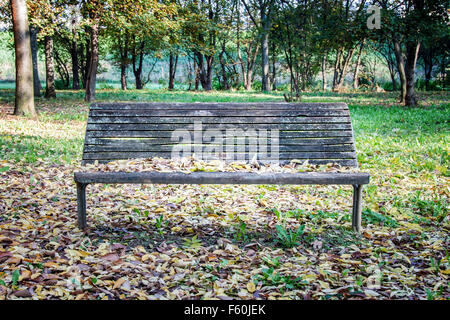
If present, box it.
[0,88,449,300]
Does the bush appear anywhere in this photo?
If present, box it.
[381,80,398,92]
[54,79,70,90]
[252,80,262,91]
[212,79,223,90]
[415,79,443,91]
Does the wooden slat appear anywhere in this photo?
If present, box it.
[74,171,370,185]
[85,130,354,139]
[84,144,355,153]
[82,151,356,160]
[85,136,354,146]
[90,102,348,110]
[87,116,351,125]
[82,159,358,166]
[89,109,349,117]
[86,123,353,131]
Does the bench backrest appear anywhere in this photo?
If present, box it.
[82,102,358,167]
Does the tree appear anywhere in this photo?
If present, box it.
[83,0,104,101]
[29,26,42,96]
[375,0,448,105]
[104,0,179,90]
[27,0,61,99]
[11,0,36,116]
[241,0,275,92]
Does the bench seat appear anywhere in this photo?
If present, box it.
[74,171,369,185]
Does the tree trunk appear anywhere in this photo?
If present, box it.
[322,54,327,90]
[71,28,80,90]
[168,53,178,90]
[11,0,36,116]
[85,23,99,102]
[332,48,341,90]
[336,48,354,91]
[260,14,270,92]
[353,41,364,90]
[404,41,420,106]
[422,47,433,91]
[270,41,276,90]
[44,36,56,99]
[29,26,41,97]
[195,51,213,91]
[132,41,144,90]
[390,69,397,92]
[393,39,407,103]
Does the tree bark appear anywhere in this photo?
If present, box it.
[393,39,407,103]
[44,36,56,99]
[335,48,354,91]
[194,51,213,91]
[168,53,178,90]
[260,13,270,92]
[71,28,80,90]
[404,41,420,106]
[132,41,144,90]
[270,40,276,90]
[353,41,364,90]
[322,54,327,90]
[85,23,99,102]
[11,0,36,116]
[30,26,41,97]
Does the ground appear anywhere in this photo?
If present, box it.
[0,88,448,300]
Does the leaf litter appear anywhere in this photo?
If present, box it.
[1,156,448,300]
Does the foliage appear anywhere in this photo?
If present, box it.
[275,224,305,248]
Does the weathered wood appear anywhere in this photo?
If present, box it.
[86,130,354,139]
[84,144,355,153]
[76,182,87,230]
[75,171,370,185]
[86,123,353,131]
[90,102,349,110]
[88,116,351,125]
[82,151,356,160]
[82,158,359,166]
[90,109,350,117]
[352,184,363,233]
[85,136,355,146]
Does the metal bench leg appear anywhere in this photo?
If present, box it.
[76,182,88,230]
[352,184,362,233]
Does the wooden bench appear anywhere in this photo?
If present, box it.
[74,102,370,232]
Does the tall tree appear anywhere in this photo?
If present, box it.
[241,0,275,92]
[11,0,36,116]
[29,26,42,97]
[83,0,103,102]
[44,35,56,98]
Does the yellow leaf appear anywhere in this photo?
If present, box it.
[113,277,127,289]
[154,208,165,213]
[142,254,153,262]
[247,282,256,293]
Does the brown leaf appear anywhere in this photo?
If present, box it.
[13,289,33,298]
